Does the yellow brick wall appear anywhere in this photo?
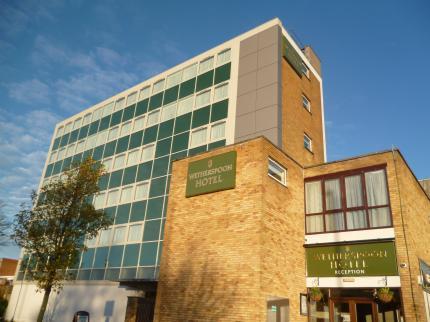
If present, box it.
[154,138,308,321]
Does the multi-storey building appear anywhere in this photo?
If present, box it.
[6,18,430,322]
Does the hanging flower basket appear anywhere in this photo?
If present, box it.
[377,287,394,303]
[309,287,323,302]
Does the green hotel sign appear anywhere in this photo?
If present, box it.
[306,242,398,277]
[186,151,236,197]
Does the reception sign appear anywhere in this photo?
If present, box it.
[306,242,398,277]
[186,151,236,197]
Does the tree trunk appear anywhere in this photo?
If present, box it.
[37,286,51,322]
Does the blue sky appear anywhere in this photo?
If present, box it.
[1,0,429,258]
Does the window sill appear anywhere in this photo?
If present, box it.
[304,227,395,245]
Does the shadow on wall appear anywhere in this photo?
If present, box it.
[158,239,239,321]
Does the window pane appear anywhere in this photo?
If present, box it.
[66,144,75,158]
[153,79,165,93]
[306,215,324,233]
[49,151,57,163]
[113,226,126,244]
[141,145,155,161]
[94,193,106,209]
[195,90,211,108]
[120,121,132,137]
[369,207,391,228]
[346,210,367,230]
[304,134,312,151]
[120,186,133,204]
[268,159,286,185]
[325,179,341,210]
[99,228,112,245]
[64,122,72,133]
[217,49,231,65]
[108,127,119,141]
[199,57,214,73]
[191,128,207,147]
[56,126,64,138]
[305,181,323,214]
[161,102,177,121]
[102,158,113,172]
[58,148,66,160]
[345,175,363,208]
[133,116,146,132]
[113,154,125,170]
[139,87,150,101]
[147,110,160,126]
[325,212,345,232]
[365,170,388,206]
[166,70,182,88]
[127,92,137,105]
[211,122,225,141]
[177,96,193,115]
[135,183,149,200]
[73,118,82,130]
[76,140,85,154]
[128,224,142,242]
[114,98,125,111]
[102,103,113,117]
[107,190,119,206]
[127,149,140,166]
[92,108,102,121]
[214,83,228,101]
[83,113,92,125]
[96,130,108,146]
[183,63,197,80]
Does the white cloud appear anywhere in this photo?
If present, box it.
[5,79,51,105]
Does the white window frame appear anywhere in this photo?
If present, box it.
[302,94,311,112]
[302,62,310,78]
[141,144,155,162]
[210,121,226,142]
[190,126,208,148]
[268,158,287,186]
[304,133,313,152]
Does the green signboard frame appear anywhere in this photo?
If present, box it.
[186,151,236,197]
[306,242,398,277]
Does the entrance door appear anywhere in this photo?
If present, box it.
[331,299,377,322]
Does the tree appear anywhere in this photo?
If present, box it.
[12,158,112,322]
[0,201,10,246]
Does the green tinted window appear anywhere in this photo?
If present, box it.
[109,170,123,188]
[68,129,79,144]
[129,201,146,222]
[108,245,124,267]
[103,141,116,158]
[116,204,131,224]
[90,269,105,280]
[143,125,158,144]
[149,92,163,111]
[45,164,53,177]
[192,106,210,128]
[129,131,143,149]
[146,197,164,219]
[136,161,153,182]
[52,137,61,150]
[179,78,196,98]
[116,136,130,154]
[122,165,137,185]
[174,113,191,134]
[104,206,117,221]
[149,176,167,198]
[143,220,161,241]
[135,99,149,116]
[123,244,140,267]
[122,105,136,122]
[93,247,109,268]
[61,157,72,172]
[155,137,171,158]
[72,153,83,166]
[80,248,95,269]
[105,268,120,281]
[59,133,70,147]
[196,70,214,91]
[88,120,100,136]
[209,140,226,150]
[152,156,169,178]
[139,242,158,266]
[172,132,189,153]
[52,161,63,175]
[93,145,105,160]
[99,116,111,131]
[77,269,91,280]
[171,150,188,161]
[98,174,109,191]
[214,62,231,84]
[82,149,93,160]
[163,85,179,105]
[189,145,207,156]
[78,125,89,140]
[158,120,174,140]
[110,111,123,127]
[211,99,228,122]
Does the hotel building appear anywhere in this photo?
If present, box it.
[6,18,430,322]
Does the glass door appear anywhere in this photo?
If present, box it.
[331,299,377,322]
